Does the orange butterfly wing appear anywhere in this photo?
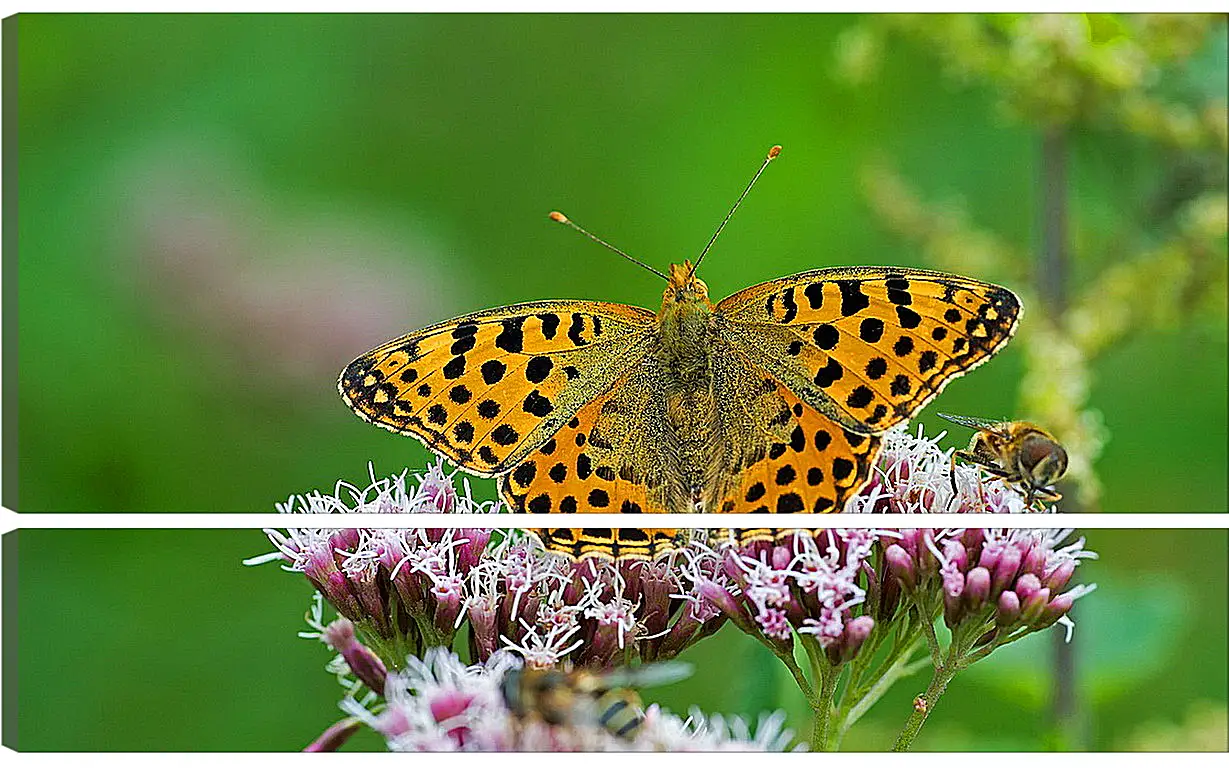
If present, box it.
[716,267,1021,432]
[339,301,655,476]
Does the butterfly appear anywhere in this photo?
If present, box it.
[339,147,1022,539]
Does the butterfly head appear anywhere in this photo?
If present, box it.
[665,261,711,308]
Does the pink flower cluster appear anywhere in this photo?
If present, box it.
[466,538,727,667]
[673,426,1095,663]
[884,527,1095,641]
[250,462,727,668]
[683,530,879,664]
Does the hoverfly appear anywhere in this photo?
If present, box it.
[500,660,692,741]
[937,413,1068,505]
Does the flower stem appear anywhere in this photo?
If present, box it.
[773,646,817,706]
[890,655,958,752]
[800,636,841,751]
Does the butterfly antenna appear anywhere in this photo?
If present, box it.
[549,211,669,281]
[687,144,781,281]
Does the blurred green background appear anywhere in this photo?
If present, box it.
[9,528,1228,750]
[10,13,1226,514]
[6,12,1229,752]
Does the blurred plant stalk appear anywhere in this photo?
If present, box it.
[840,13,1228,513]
[835,12,1227,750]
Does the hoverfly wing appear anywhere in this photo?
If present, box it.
[936,412,1006,433]
[602,660,694,691]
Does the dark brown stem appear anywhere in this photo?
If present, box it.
[1038,126,1086,749]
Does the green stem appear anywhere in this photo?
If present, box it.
[839,624,889,703]
[799,636,841,751]
[772,646,818,706]
[891,650,959,752]
[916,602,944,666]
[809,663,841,751]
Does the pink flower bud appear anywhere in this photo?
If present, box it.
[347,561,390,634]
[943,540,968,572]
[898,529,925,557]
[512,593,541,633]
[960,528,986,560]
[942,565,965,599]
[721,549,748,584]
[455,529,491,572]
[320,570,363,621]
[303,717,362,752]
[1043,560,1076,592]
[431,577,464,636]
[389,561,426,615]
[698,579,757,635]
[466,597,499,662]
[943,581,965,628]
[639,572,673,637]
[877,563,902,621]
[658,603,704,658]
[885,544,916,589]
[375,534,407,574]
[1021,543,1048,577]
[1014,573,1042,602]
[328,529,361,558]
[991,546,1022,596]
[322,619,388,694]
[1020,586,1051,624]
[915,533,939,577]
[419,467,458,514]
[588,621,623,667]
[996,590,1021,627]
[978,543,1001,572]
[1036,593,1075,630]
[772,545,792,571]
[838,615,875,662]
[964,566,991,610]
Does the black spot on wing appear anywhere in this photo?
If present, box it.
[814,358,844,388]
[495,318,524,353]
[859,317,884,343]
[537,313,561,339]
[896,306,922,329]
[837,280,870,316]
[523,391,553,417]
[567,313,586,346]
[813,324,839,350]
[443,355,466,379]
[779,287,798,323]
[450,335,477,355]
[481,360,507,385]
[525,356,553,383]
